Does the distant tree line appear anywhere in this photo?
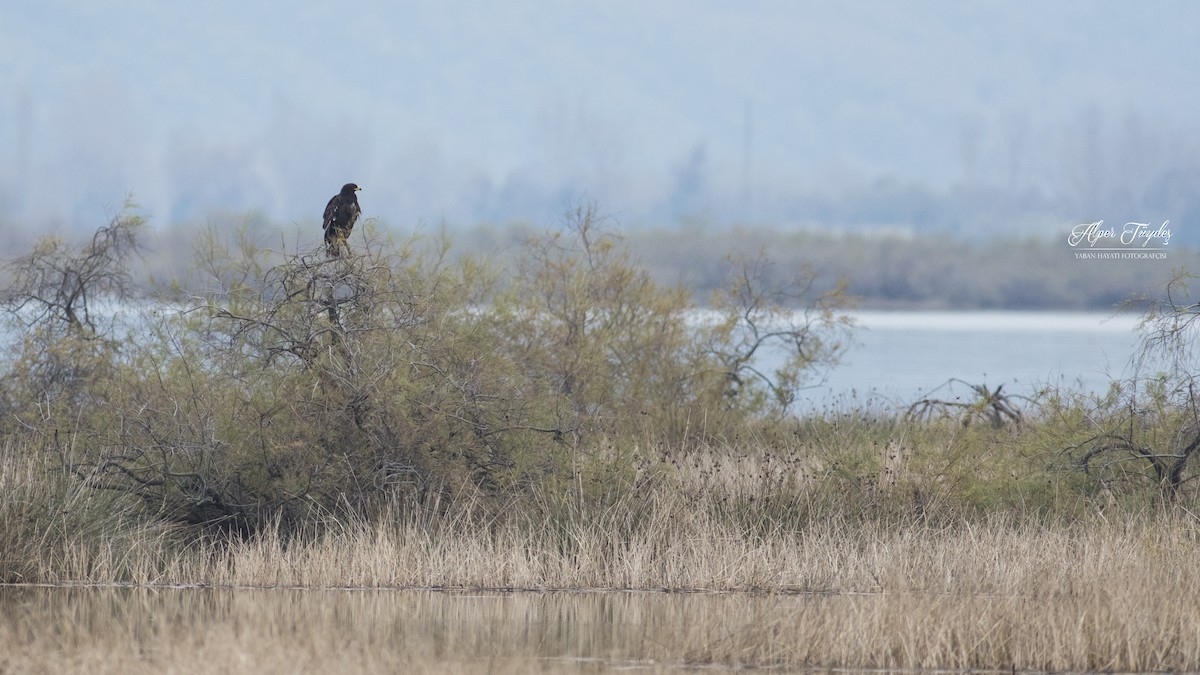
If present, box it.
[459,222,1183,311]
[30,212,1181,312]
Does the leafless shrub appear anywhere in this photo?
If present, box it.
[704,249,856,416]
[1060,270,1200,501]
[0,205,145,419]
[907,379,1026,428]
[1,204,144,338]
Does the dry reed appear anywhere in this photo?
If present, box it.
[8,433,1200,671]
[7,506,1200,671]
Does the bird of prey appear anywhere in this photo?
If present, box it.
[323,182,362,256]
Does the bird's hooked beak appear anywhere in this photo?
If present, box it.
[356,186,362,191]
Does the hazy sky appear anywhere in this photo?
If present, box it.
[2,1,1199,234]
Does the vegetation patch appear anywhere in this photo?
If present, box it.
[2,202,1199,671]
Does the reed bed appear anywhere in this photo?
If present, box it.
[5,516,1200,674]
[7,499,1200,671]
[8,433,1200,671]
[192,505,1197,599]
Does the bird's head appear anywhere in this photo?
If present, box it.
[341,183,361,194]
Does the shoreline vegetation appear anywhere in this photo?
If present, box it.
[6,470,1200,672]
[6,513,1200,674]
[3,203,1200,671]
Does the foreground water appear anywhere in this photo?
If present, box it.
[0,585,821,672]
[7,572,1192,673]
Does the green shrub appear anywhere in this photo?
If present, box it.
[1,204,857,537]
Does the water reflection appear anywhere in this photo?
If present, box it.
[0,585,818,673]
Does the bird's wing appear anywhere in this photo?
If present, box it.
[322,196,339,232]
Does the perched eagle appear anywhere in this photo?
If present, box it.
[322,182,362,256]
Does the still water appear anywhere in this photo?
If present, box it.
[0,585,824,673]
[794,311,1142,411]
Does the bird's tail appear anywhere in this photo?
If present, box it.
[324,231,345,257]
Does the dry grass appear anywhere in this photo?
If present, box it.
[6,508,1200,671]
[190,507,1196,599]
[8,430,1200,671]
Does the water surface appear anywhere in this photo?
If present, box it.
[795,310,1142,411]
[0,585,821,672]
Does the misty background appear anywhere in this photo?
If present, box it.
[2,1,1199,248]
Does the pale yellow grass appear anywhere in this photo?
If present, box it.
[9,434,1200,670]
[200,507,1200,600]
[8,507,1200,671]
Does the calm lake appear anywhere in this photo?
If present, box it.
[793,310,1142,412]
